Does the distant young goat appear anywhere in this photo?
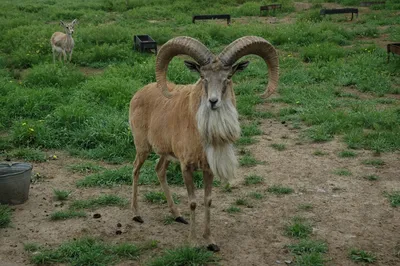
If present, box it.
[129,36,279,251]
[50,19,77,63]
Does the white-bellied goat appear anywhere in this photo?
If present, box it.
[50,19,77,63]
[129,36,279,251]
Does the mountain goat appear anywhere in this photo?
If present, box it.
[50,19,77,63]
[129,36,279,251]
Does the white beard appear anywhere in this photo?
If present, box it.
[196,97,241,181]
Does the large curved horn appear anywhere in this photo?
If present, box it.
[218,36,279,98]
[156,36,214,98]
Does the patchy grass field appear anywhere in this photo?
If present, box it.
[0,0,399,265]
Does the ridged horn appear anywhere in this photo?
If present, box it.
[218,36,279,98]
[156,36,214,98]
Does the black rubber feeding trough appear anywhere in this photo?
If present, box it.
[387,43,400,62]
[133,35,157,55]
[320,8,359,20]
[0,163,32,205]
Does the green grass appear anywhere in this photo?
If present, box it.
[148,246,219,266]
[284,217,313,239]
[50,210,87,221]
[362,159,385,167]
[384,191,400,207]
[53,189,71,201]
[162,215,176,225]
[226,206,241,213]
[349,249,377,263]
[8,148,47,162]
[248,192,264,199]
[144,191,179,205]
[244,175,263,185]
[267,185,294,195]
[0,0,398,163]
[67,162,105,174]
[29,237,155,265]
[271,143,286,151]
[364,174,380,181]
[0,204,12,228]
[313,150,328,156]
[239,151,262,167]
[166,162,206,188]
[24,243,41,252]
[76,166,134,187]
[70,195,128,210]
[235,198,249,206]
[338,150,357,158]
[333,168,352,176]
[286,239,328,266]
[236,136,257,146]
[298,203,313,211]
[241,122,263,137]
[286,239,328,255]
[294,252,326,266]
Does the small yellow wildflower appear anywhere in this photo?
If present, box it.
[22,122,27,126]
[29,128,34,132]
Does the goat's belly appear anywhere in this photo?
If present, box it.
[166,155,179,162]
[52,47,64,53]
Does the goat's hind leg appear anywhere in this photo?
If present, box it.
[156,156,187,224]
[131,151,149,223]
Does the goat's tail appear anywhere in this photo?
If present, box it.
[205,144,237,183]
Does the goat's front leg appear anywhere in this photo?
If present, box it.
[182,163,197,245]
[68,49,73,62]
[203,169,219,252]
[62,50,67,62]
[156,156,187,224]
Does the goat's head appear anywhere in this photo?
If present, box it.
[155,36,279,110]
[60,19,78,35]
[184,58,248,110]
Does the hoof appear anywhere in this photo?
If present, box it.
[133,216,144,223]
[207,244,220,252]
[175,216,189,224]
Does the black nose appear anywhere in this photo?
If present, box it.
[209,98,218,108]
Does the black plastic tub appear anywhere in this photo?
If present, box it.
[0,163,32,205]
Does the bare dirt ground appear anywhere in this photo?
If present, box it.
[1,115,399,265]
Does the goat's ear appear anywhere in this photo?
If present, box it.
[72,19,78,25]
[231,61,250,76]
[184,60,201,73]
[60,20,66,27]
